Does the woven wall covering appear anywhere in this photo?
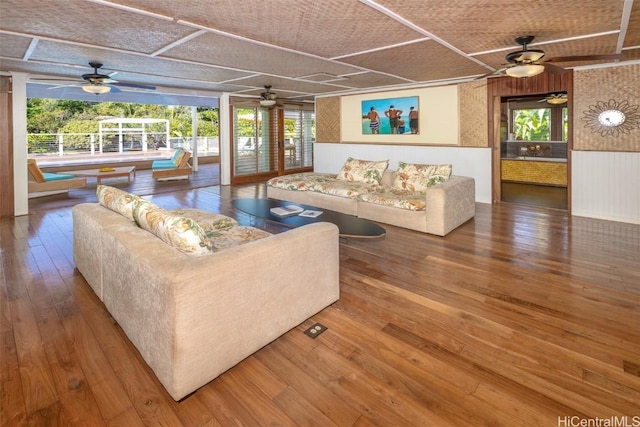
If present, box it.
[316,97,341,143]
[459,81,489,147]
[574,64,640,151]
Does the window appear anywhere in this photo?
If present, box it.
[283,108,315,169]
[233,107,275,176]
[509,97,568,142]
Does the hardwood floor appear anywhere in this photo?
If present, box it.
[2,164,639,426]
[501,182,568,210]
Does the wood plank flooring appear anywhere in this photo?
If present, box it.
[2,163,639,426]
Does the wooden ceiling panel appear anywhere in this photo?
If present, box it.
[27,40,253,84]
[376,0,625,53]
[0,0,636,101]
[0,33,33,59]
[625,2,640,47]
[0,0,195,54]
[113,0,424,58]
[162,32,365,80]
[340,40,489,82]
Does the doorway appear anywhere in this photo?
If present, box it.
[499,95,569,210]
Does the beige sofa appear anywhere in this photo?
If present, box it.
[72,188,340,400]
[267,169,476,236]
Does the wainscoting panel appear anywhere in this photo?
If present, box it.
[313,143,492,203]
[572,151,640,224]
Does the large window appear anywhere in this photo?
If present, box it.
[509,98,568,142]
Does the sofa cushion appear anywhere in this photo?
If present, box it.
[97,185,141,220]
[170,208,238,232]
[267,173,337,191]
[43,172,77,181]
[393,162,452,192]
[336,157,388,184]
[206,226,272,250]
[132,199,213,256]
[358,189,427,211]
[312,180,380,198]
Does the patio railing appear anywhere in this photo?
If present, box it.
[28,133,219,160]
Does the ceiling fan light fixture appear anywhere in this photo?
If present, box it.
[259,99,276,107]
[547,97,567,105]
[259,84,277,107]
[82,84,111,95]
[505,64,545,78]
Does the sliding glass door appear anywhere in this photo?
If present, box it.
[282,108,314,171]
[230,103,314,184]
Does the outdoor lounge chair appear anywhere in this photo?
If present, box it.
[27,158,86,198]
[151,148,192,180]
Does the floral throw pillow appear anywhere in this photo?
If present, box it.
[392,162,452,192]
[336,157,389,184]
[97,185,140,220]
[132,199,212,256]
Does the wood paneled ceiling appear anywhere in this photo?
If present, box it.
[0,0,638,105]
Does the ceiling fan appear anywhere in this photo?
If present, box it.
[538,93,568,105]
[259,85,277,107]
[39,62,156,94]
[479,35,624,79]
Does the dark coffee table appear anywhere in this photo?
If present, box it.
[232,198,385,239]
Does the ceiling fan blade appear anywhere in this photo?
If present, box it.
[541,62,568,75]
[546,54,624,63]
[113,82,156,90]
[474,65,510,80]
[47,83,82,90]
[105,84,121,93]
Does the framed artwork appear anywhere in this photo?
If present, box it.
[362,96,419,135]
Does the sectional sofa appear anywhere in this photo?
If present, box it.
[72,185,340,400]
[267,158,476,236]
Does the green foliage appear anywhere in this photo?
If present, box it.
[512,108,550,141]
[26,98,219,137]
[59,120,99,149]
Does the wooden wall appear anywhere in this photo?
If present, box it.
[315,96,341,143]
[0,76,13,218]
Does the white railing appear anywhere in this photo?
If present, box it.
[27,133,219,159]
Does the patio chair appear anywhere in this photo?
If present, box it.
[27,158,86,197]
[152,148,192,180]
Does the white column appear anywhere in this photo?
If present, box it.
[191,106,198,172]
[142,123,147,152]
[12,72,28,216]
[118,121,123,153]
[219,93,231,185]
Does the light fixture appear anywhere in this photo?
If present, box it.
[546,96,567,105]
[259,85,277,107]
[82,84,111,95]
[505,64,545,78]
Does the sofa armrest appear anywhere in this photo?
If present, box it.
[424,175,476,236]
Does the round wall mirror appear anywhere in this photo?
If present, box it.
[583,99,640,137]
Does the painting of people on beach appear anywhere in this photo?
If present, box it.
[361,96,419,135]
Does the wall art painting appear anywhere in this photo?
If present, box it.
[361,96,419,135]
